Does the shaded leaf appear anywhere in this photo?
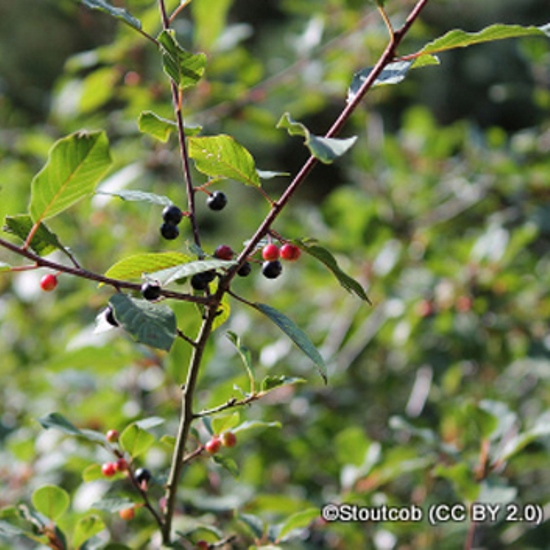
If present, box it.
[91,498,135,513]
[152,258,237,286]
[158,30,207,89]
[110,293,177,352]
[226,331,255,390]
[233,420,281,434]
[276,113,357,164]
[212,413,240,435]
[82,464,104,482]
[261,375,306,393]
[96,189,173,207]
[30,131,112,222]
[498,410,550,463]
[212,455,239,478]
[103,252,191,284]
[4,215,64,256]
[79,0,141,30]
[276,508,319,541]
[348,61,413,102]
[120,423,155,458]
[32,486,70,521]
[188,135,261,186]
[237,513,265,539]
[38,412,82,437]
[73,515,105,549]
[253,303,327,382]
[296,240,370,302]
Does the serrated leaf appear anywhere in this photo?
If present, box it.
[212,455,239,478]
[4,215,64,256]
[254,302,327,382]
[80,0,141,30]
[158,30,207,89]
[296,240,370,302]
[110,293,177,351]
[91,498,135,513]
[412,23,550,66]
[96,189,173,206]
[261,375,306,393]
[188,134,261,186]
[120,423,155,458]
[276,508,319,541]
[103,252,191,284]
[73,515,105,549]
[152,258,237,286]
[212,413,240,435]
[276,113,356,164]
[348,60,413,102]
[32,486,70,521]
[29,131,112,222]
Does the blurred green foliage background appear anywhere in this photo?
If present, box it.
[2,0,550,548]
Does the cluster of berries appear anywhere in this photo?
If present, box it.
[259,242,301,279]
[204,431,237,454]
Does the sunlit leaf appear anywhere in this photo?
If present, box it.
[29,131,112,222]
[91,498,136,513]
[73,515,105,549]
[79,0,141,30]
[158,30,207,89]
[276,508,319,541]
[212,412,240,435]
[32,486,70,521]
[261,375,306,393]
[96,189,173,207]
[138,111,176,142]
[192,0,232,50]
[276,113,356,164]
[188,134,261,186]
[253,302,327,382]
[120,423,155,458]
[110,293,177,351]
[348,61,413,102]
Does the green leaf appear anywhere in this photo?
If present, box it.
[498,410,550,463]
[91,498,135,513]
[138,111,201,142]
[151,258,237,286]
[0,262,11,272]
[188,135,261,186]
[109,293,177,352]
[82,464,104,482]
[29,131,112,222]
[412,23,550,67]
[134,416,165,430]
[96,189,173,207]
[212,455,239,478]
[120,423,155,458]
[348,60,414,102]
[253,303,327,382]
[4,215,64,256]
[237,513,265,539]
[191,0,232,50]
[212,413,240,435]
[73,515,105,549]
[233,420,281,434]
[32,486,70,521]
[276,113,357,164]
[276,508,319,541]
[103,252,191,284]
[226,331,255,390]
[38,412,83,437]
[158,30,207,89]
[296,240,370,302]
[261,375,306,393]
[212,293,231,331]
[79,0,141,30]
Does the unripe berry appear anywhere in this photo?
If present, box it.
[262,260,282,279]
[207,191,227,211]
[214,244,234,260]
[221,431,237,448]
[162,204,183,225]
[115,458,128,472]
[280,243,301,262]
[101,462,117,477]
[262,243,280,261]
[106,429,119,443]
[40,274,58,292]
[160,222,179,240]
[141,282,162,301]
[196,541,209,550]
[205,437,221,454]
[119,507,135,521]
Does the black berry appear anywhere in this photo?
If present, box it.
[207,191,227,211]
[141,282,162,301]
[135,468,152,485]
[262,260,282,279]
[237,261,252,277]
[105,306,119,327]
[191,270,216,291]
[160,222,179,240]
[162,204,183,225]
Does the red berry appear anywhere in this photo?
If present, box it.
[119,507,135,521]
[214,244,234,260]
[106,429,119,443]
[417,299,435,318]
[205,437,221,454]
[115,458,128,472]
[262,243,280,261]
[40,274,58,292]
[221,431,237,448]
[101,462,117,477]
[196,541,209,550]
[280,243,301,262]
